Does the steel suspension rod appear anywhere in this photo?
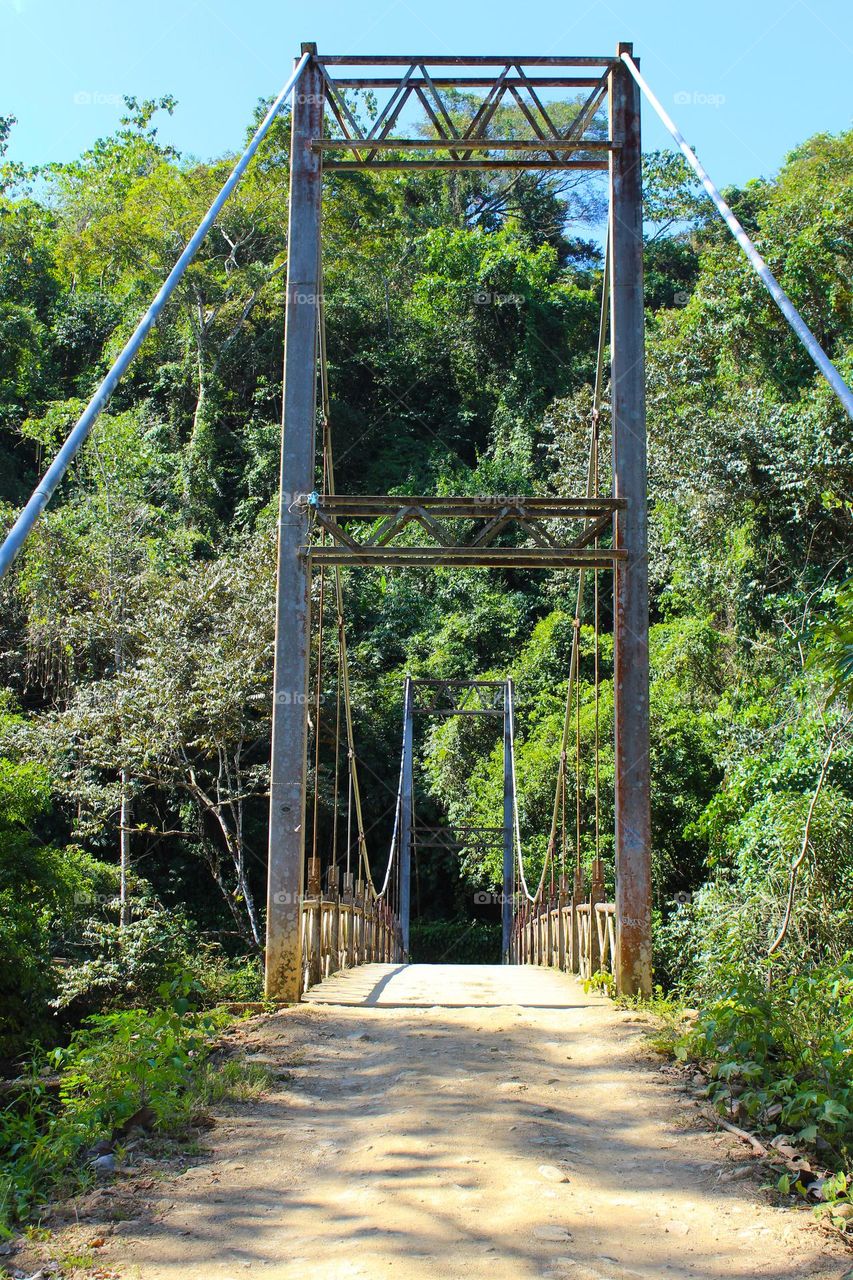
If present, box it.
[620,51,853,422]
[0,52,312,579]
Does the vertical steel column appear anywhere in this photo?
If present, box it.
[265,45,324,1001]
[609,42,652,997]
[502,679,514,959]
[399,676,414,957]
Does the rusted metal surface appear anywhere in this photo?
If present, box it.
[314,55,613,174]
[315,138,614,151]
[399,676,414,955]
[330,77,605,88]
[309,496,624,516]
[308,547,622,568]
[303,495,624,569]
[317,55,616,66]
[324,160,610,172]
[264,49,325,1002]
[609,43,652,998]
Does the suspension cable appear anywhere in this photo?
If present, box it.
[536,223,610,904]
[323,433,374,892]
[316,273,402,903]
[592,396,602,869]
[575,620,582,876]
[375,714,408,899]
[316,276,374,893]
[346,762,353,881]
[310,437,329,869]
[619,51,853,423]
[331,623,343,871]
[508,680,537,903]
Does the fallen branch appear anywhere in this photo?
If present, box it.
[701,1107,768,1157]
[700,1107,819,1178]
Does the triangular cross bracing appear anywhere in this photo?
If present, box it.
[313,55,615,169]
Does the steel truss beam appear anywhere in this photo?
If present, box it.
[410,677,506,718]
[302,495,624,569]
[318,55,615,64]
[415,825,506,850]
[315,55,613,172]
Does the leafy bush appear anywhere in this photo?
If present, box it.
[409,919,501,963]
[0,714,119,1056]
[54,899,204,1015]
[679,954,853,1174]
[0,891,56,1060]
[54,896,263,1017]
[0,1067,73,1231]
[0,981,231,1232]
[199,953,264,1004]
[57,1005,227,1136]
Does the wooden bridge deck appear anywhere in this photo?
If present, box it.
[110,962,843,1280]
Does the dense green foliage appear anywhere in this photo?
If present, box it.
[0,988,264,1232]
[679,956,853,1171]
[0,93,851,1194]
[409,920,501,964]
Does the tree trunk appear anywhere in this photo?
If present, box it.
[119,766,131,927]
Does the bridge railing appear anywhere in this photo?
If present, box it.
[510,882,615,980]
[300,862,404,992]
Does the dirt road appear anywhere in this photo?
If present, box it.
[107,964,845,1280]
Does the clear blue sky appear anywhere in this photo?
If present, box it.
[2,0,851,190]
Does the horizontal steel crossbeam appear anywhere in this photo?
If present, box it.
[315,139,614,151]
[328,77,606,89]
[312,496,622,516]
[323,161,611,171]
[410,678,507,686]
[302,494,624,569]
[415,825,507,849]
[315,54,613,173]
[308,548,622,567]
[316,56,616,65]
[409,676,506,718]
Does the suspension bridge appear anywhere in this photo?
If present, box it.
[1,43,851,1020]
[5,40,853,1280]
[268,44,651,1003]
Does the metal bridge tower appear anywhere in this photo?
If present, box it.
[265,43,652,1001]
